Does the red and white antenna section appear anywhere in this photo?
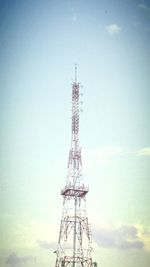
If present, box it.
[54,66,97,267]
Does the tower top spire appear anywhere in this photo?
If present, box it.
[75,63,77,83]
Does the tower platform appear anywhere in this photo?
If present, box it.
[61,184,89,197]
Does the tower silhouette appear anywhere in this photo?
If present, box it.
[55,66,97,267]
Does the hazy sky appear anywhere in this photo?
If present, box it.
[0,0,150,266]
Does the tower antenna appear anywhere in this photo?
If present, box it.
[75,63,77,83]
[54,68,97,267]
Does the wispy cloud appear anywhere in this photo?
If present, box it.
[137,147,150,156]
[37,240,57,250]
[105,24,122,35]
[72,14,77,22]
[138,3,150,16]
[83,146,124,167]
[6,253,36,266]
[83,146,150,169]
[93,224,144,250]
[37,240,73,251]
[138,3,147,10]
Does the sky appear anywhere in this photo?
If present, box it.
[0,0,150,266]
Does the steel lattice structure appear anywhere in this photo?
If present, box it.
[55,66,97,267]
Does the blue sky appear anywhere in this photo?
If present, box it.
[0,0,150,267]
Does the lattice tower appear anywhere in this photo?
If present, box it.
[54,66,97,267]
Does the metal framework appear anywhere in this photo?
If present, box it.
[55,66,97,267]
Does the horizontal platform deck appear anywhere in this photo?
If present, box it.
[61,185,89,197]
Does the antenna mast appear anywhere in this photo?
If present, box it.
[54,66,97,267]
[75,63,77,83]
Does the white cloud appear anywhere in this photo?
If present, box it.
[137,147,150,156]
[37,240,72,251]
[138,3,147,10]
[6,253,36,266]
[83,146,150,170]
[93,224,145,250]
[37,240,57,250]
[72,15,77,22]
[83,146,124,168]
[105,24,122,35]
[138,3,150,15]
